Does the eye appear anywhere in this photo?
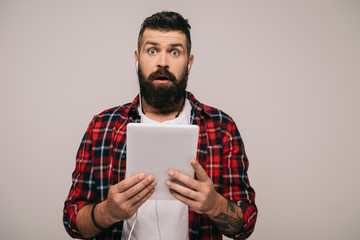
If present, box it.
[171,50,180,56]
[148,48,157,55]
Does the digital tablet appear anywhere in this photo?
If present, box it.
[126,123,199,200]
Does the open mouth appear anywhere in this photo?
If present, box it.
[147,68,176,83]
[155,75,170,81]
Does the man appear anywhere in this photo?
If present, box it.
[63,11,257,240]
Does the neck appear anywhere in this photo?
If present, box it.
[141,96,185,122]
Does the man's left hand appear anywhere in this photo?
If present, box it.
[166,159,225,216]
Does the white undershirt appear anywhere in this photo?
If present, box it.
[121,99,191,240]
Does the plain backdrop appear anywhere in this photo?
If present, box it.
[1,0,359,239]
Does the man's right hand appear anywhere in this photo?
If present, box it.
[99,173,157,226]
[76,173,156,237]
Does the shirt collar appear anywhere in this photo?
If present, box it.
[126,91,211,119]
[186,91,211,119]
[127,94,141,118]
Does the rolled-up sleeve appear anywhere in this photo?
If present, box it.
[63,118,97,238]
[222,121,258,239]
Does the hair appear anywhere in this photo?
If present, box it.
[138,11,192,55]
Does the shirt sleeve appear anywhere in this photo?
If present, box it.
[221,121,258,239]
[63,117,97,239]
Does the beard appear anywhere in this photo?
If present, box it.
[137,65,188,109]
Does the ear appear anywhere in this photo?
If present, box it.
[188,54,194,73]
[134,50,139,67]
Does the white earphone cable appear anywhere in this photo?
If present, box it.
[127,211,138,240]
[155,200,162,240]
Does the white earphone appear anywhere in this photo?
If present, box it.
[187,64,190,72]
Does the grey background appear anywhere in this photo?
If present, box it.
[1,0,359,239]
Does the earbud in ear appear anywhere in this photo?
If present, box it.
[187,64,190,72]
[136,62,139,71]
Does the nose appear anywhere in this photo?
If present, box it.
[157,52,169,69]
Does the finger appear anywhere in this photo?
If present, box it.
[169,189,197,207]
[115,173,146,192]
[120,175,156,200]
[190,159,209,181]
[168,169,198,190]
[132,188,155,210]
[128,181,157,205]
[166,179,198,200]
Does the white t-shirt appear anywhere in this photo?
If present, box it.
[121,99,192,240]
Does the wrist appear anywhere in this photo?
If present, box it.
[206,193,227,217]
[94,201,116,228]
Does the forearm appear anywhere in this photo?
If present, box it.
[76,173,156,238]
[208,193,244,236]
[76,202,114,238]
[167,159,245,236]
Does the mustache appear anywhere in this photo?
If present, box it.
[147,67,177,82]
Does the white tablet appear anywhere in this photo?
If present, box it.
[126,123,199,200]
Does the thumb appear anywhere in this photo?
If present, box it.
[191,159,208,181]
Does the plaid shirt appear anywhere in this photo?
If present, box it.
[63,92,257,240]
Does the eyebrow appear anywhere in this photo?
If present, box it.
[144,41,185,50]
[144,41,159,46]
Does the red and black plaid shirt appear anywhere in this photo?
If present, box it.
[63,92,257,240]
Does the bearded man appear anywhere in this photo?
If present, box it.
[63,11,257,240]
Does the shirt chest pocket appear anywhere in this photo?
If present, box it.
[205,145,223,193]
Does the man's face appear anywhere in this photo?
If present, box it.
[135,29,194,109]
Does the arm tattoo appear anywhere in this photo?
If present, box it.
[211,201,244,235]
[227,200,236,213]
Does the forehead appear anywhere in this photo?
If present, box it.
[140,29,187,48]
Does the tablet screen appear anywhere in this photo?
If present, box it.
[126,123,199,200]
